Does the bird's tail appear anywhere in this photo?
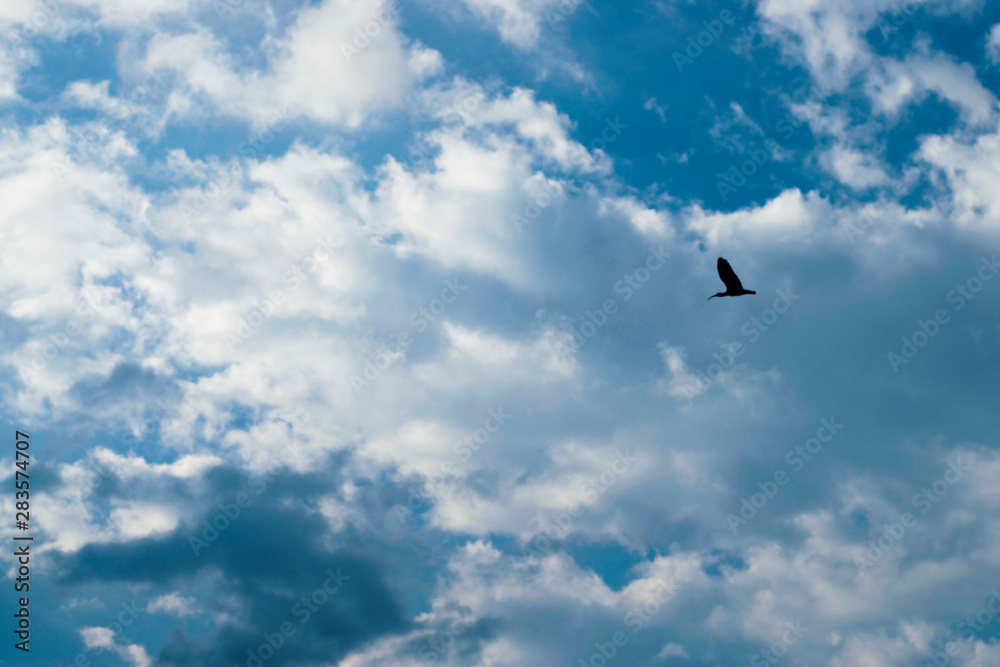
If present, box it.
[747,291,756,295]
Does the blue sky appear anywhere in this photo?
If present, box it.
[2,0,1000,665]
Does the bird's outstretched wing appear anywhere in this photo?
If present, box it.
[717,258,745,292]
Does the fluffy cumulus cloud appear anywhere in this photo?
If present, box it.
[3,0,1000,665]
[138,0,444,127]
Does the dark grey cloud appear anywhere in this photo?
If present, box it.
[50,452,432,666]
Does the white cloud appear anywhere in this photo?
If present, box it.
[62,80,117,111]
[918,129,1000,234]
[371,137,539,287]
[823,145,891,190]
[80,626,151,667]
[0,119,152,415]
[80,626,116,649]
[412,322,580,390]
[759,0,992,132]
[476,90,612,173]
[656,642,689,659]
[643,96,667,123]
[69,0,195,26]
[371,82,612,286]
[868,51,997,126]
[657,345,709,400]
[109,502,180,539]
[8,3,1000,664]
[457,0,566,49]
[989,23,1000,63]
[0,64,622,483]
[147,593,199,617]
[0,38,33,101]
[89,449,222,479]
[27,448,221,552]
[687,189,832,247]
[426,435,643,536]
[757,0,874,89]
[365,419,465,478]
[143,0,442,127]
[599,195,673,238]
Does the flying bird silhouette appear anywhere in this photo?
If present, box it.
[708,258,756,300]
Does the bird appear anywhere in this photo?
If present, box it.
[708,258,756,300]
